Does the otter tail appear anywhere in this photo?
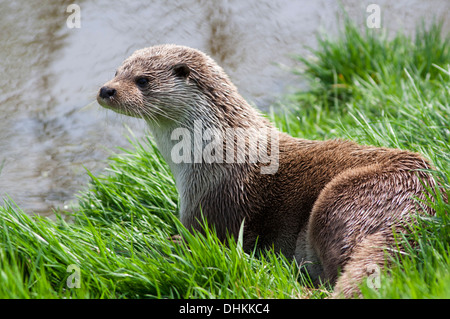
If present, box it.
[331,232,389,298]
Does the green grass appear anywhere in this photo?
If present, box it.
[0,139,315,299]
[0,18,449,299]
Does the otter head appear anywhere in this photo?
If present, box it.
[97,44,237,126]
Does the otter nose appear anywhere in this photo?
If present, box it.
[99,86,116,99]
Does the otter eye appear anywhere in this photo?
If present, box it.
[135,77,149,88]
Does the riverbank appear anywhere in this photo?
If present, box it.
[0,19,448,299]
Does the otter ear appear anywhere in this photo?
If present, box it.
[172,63,190,79]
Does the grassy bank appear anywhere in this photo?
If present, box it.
[1,19,449,299]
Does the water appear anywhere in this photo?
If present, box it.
[0,0,448,216]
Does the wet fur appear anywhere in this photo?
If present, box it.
[98,44,439,298]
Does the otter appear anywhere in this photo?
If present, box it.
[97,44,438,298]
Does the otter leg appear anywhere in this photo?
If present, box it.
[306,163,430,298]
[295,228,324,286]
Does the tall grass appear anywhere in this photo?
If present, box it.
[0,138,314,299]
[0,18,449,298]
[297,17,449,105]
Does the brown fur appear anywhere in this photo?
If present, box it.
[97,44,439,298]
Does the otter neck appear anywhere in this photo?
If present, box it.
[145,97,234,220]
[146,92,272,221]
[146,90,269,171]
